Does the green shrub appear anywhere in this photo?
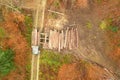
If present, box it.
[25,16,33,27]
[86,22,93,29]
[99,19,119,32]
[118,44,120,47]
[40,50,73,80]
[53,0,60,8]
[0,48,15,78]
[96,0,102,4]
[100,20,107,30]
[108,26,119,32]
[26,63,31,80]
[0,27,6,38]
[24,15,33,45]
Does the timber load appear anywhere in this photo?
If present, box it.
[37,27,79,52]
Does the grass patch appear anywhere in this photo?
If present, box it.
[0,27,6,38]
[53,0,60,8]
[117,44,120,47]
[99,19,119,32]
[40,50,74,80]
[99,20,107,30]
[108,26,119,32]
[24,15,33,46]
[25,63,31,80]
[0,48,15,78]
[97,0,102,3]
[86,22,93,29]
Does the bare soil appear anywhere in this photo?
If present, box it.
[58,61,114,80]
[43,0,120,79]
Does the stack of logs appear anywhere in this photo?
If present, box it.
[31,28,40,46]
[42,27,79,52]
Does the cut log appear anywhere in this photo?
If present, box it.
[34,29,36,46]
[67,28,70,49]
[69,29,72,50]
[64,27,68,48]
[31,30,34,46]
[76,27,79,48]
[54,30,58,49]
[51,30,54,49]
[52,30,56,49]
[61,30,64,49]
[74,27,77,48]
[73,28,76,48]
[37,31,40,45]
[56,31,59,50]
[49,30,52,49]
[71,28,74,49]
[42,27,78,50]
[58,32,61,52]
[31,29,38,46]
[43,33,47,49]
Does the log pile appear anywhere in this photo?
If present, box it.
[31,28,39,46]
[40,27,79,52]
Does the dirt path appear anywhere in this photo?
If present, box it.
[31,54,40,80]
[31,0,47,80]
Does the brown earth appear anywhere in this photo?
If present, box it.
[76,0,89,8]
[96,0,120,75]
[0,11,31,80]
[58,61,115,80]
[96,0,120,68]
[45,0,120,79]
[106,30,120,68]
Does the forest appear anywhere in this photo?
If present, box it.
[0,0,120,80]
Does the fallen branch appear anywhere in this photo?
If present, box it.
[48,9,64,16]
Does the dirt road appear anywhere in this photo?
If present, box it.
[31,0,47,80]
[31,54,40,80]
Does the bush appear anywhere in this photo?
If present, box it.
[96,0,102,4]
[86,22,93,29]
[24,15,33,45]
[99,19,119,32]
[39,50,73,80]
[99,20,107,30]
[0,27,6,38]
[108,26,119,32]
[0,48,15,78]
